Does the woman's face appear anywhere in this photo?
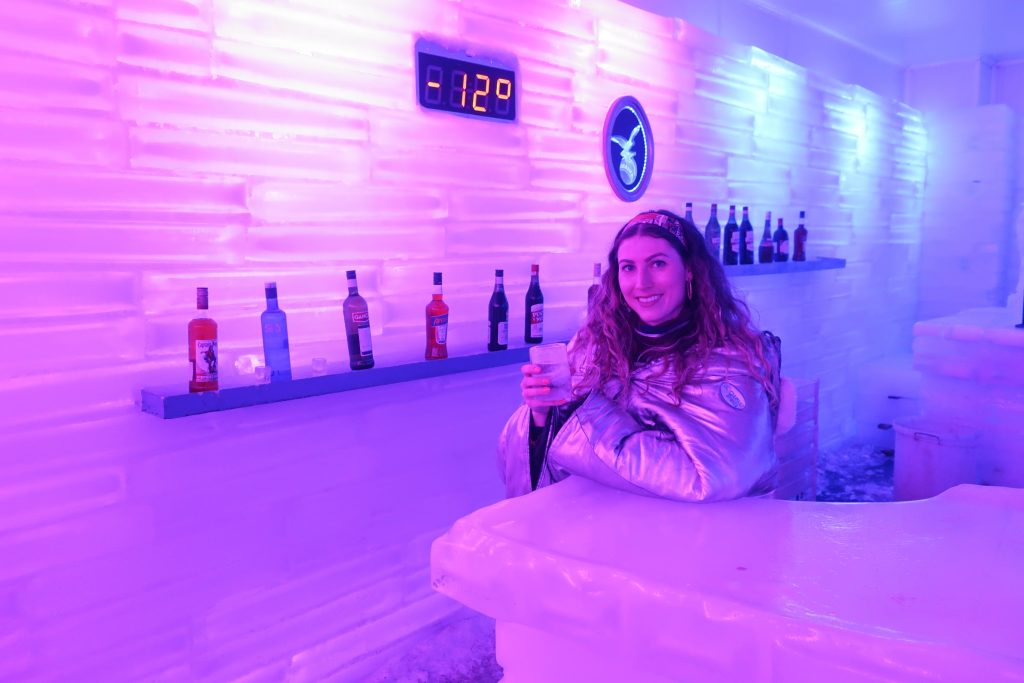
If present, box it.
[616,234,689,326]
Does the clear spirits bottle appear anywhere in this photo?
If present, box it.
[261,282,292,381]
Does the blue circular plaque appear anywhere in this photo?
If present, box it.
[602,96,653,202]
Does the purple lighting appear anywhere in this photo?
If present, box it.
[1,0,1021,680]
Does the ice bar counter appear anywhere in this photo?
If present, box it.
[431,476,1024,682]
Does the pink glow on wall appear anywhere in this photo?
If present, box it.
[0,0,930,679]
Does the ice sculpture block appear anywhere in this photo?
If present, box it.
[912,306,1024,486]
[431,476,1023,683]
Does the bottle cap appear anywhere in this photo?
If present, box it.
[196,287,209,310]
[799,210,806,219]
[729,205,736,210]
[346,269,356,279]
[778,218,783,226]
[742,206,749,212]
[265,282,278,298]
[495,269,504,277]
[711,203,717,210]
[685,202,692,208]
[433,272,442,285]
[531,264,539,274]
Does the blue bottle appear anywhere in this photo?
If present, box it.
[261,282,292,381]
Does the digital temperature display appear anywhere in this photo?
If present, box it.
[415,42,517,122]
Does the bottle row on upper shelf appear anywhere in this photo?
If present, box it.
[187,265,565,394]
[684,202,808,265]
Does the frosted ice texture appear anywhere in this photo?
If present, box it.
[1,366,518,681]
[912,306,1024,486]
[432,476,1024,682]
[0,0,934,678]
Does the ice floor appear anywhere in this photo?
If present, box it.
[367,443,895,683]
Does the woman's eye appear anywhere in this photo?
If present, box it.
[653,260,666,268]
[620,264,634,272]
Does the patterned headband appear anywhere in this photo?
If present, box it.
[623,211,686,243]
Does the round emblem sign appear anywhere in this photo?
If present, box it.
[602,96,653,202]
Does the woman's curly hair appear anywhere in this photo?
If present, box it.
[573,209,778,411]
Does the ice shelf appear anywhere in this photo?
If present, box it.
[726,255,845,277]
[141,346,537,419]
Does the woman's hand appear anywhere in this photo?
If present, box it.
[520,364,567,427]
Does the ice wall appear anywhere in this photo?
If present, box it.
[0,0,927,440]
[0,0,927,679]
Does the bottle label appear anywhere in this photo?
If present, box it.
[744,232,753,250]
[498,321,508,345]
[710,235,720,252]
[431,314,448,345]
[730,232,738,251]
[779,240,789,255]
[194,339,218,382]
[530,305,543,338]
[356,326,372,355]
[352,310,369,324]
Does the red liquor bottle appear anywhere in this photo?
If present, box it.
[524,264,543,344]
[793,210,808,262]
[425,272,449,360]
[188,287,218,392]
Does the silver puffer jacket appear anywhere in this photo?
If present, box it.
[497,339,779,501]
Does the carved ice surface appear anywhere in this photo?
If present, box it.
[432,476,1024,682]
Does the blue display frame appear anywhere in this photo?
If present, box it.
[603,95,654,202]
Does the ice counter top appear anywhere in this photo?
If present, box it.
[431,476,1024,682]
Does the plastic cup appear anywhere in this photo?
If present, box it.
[529,342,571,403]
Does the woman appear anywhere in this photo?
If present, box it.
[498,209,781,501]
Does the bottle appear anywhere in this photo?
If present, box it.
[487,269,509,352]
[758,211,774,263]
[525,264,543,344]
[773,217,790,262]
[739,206,755,265]
[704,203,721,261]
[188,287,218,393]
[683,201,694,225]
[343,270,374,370]
[793,210,808,262]
[425,272,449,360]
[261,282,292,381]
[723,205,739,265]
[587,262,602,312]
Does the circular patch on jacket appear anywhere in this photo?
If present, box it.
[719,382,746,410]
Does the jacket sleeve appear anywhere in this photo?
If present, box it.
[496,404,535,499]
[546,369,777,502]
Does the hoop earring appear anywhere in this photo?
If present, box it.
[686,279,693,301]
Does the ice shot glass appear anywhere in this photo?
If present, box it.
[529,342,572,404]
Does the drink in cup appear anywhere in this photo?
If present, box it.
[529,342,572,404]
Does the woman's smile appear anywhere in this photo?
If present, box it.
[617,235,688,326]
